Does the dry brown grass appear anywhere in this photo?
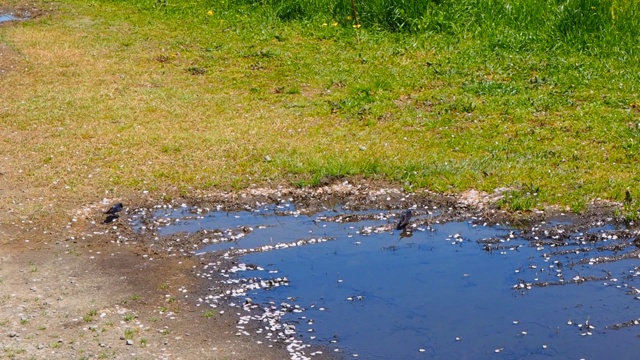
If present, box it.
[0,2,326,225]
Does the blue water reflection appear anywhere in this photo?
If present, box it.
[148,206,640,359]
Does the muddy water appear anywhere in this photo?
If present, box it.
[142,205,640,359]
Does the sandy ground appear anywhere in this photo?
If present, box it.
[0,213,294,360]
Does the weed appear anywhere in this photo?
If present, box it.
[98,351,115,359]
[123,314,136,322]
[83,309,98,322]
[123,328,137,340]
[204,310,216,319]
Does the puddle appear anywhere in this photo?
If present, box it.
[134,204,640,359]
[0,14,18,23]
[0,12,31,24]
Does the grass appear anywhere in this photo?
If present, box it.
[123,328,137,340]
[83,309,98,322]
[1,0,640,215]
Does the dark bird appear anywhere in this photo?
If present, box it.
[625,189,633,205]
[396,210,412,231]
[103,214,120,224]
[105,202,124,215]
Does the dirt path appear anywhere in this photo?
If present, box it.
[0,218,294,360]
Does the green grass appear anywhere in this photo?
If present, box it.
[1,0,640,213]
[83,309,98,322]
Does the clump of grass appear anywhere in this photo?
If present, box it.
[123,328,137,340]
[83,309,98,322]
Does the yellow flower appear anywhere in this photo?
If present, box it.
[322,22,327,27]
[207,10,213,16]
[353,24,361,29]
[332,22,338,27]
[347,16,352,20]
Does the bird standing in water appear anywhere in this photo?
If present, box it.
[396,210,412,231]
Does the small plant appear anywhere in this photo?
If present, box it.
[20,318,29,325]
[29,261,37,273]
[123,328,137,340]
[159,283,169,290]
[139,338,148,347]
[51,341,62,349]
[123,314,136,322]
[204,310,216,319]
[83,309,98,322]
[130,294,141,301]
[98,351,114,359]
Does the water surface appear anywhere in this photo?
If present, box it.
[141,205,640,359]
